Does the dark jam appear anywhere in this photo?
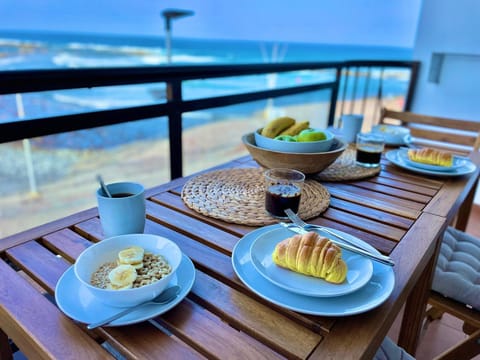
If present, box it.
[265,184,301,217]
[356,148,382,165]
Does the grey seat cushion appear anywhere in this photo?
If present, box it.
[374,337,415,360]
[432,226,480,310]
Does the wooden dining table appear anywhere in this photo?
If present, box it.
[0,149,478,360]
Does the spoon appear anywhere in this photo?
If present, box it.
[87,285,181,330]
[96,174,112,198]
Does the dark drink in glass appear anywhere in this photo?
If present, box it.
[356,133,384,168]
[264,168,305,219]
[265,184,302,218]
[356,147,382,164]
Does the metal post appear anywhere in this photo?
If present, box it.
[16,93,39,197]
[161,9,194,64]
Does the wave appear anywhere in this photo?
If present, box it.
[0,37,46,48]
[53,52,219,68]
[52,52,163,68]
[65,41,159,56]
[53,92,153,109]
[0,55,25,67]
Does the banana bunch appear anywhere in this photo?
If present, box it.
[261,116,310,138]
[107,246,145,290]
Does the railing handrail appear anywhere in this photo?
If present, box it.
[0,60,420,178]
[0,60,417,94]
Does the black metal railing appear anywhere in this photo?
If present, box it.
[0,60,419,179]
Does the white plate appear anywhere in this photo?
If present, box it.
[250,228,373,297]
[397,149,466,172]
[372,124,411,146]
[55,254,195,326]
[232,224,395,316]
[386,149,477,177]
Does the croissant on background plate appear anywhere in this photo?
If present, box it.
[272,231,348,284]
[407,147,453,167]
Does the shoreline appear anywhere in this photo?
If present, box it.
[0,96,401,238]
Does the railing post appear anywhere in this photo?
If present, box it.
[404,61,420,111]
[327,67,342,127]
[166,80,183,179]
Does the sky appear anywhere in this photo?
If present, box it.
[0,0,423,47]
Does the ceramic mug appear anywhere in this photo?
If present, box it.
[96,181,146,237]
[341,114,364,143]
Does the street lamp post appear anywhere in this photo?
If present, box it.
[161,8,194,64]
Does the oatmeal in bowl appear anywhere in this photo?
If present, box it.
[74,234,182,307]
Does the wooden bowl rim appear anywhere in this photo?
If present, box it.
[242,132,347,155]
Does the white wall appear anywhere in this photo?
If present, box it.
[412,0,480,203]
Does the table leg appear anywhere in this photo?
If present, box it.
[398,254,436,355]
[0,328,13,360]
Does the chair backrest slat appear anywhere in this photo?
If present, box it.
[380,108,480,155]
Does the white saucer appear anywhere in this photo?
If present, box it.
[372,124,411,146]
[55,254,195,326]
[233,224,395,316]
[250,227,373,297]
[386,149,477,177]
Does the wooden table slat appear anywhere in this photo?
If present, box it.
[379,164,444,188]
[6,241,71,292]
[42,228,95,263]
[0,260,112,359]
[191,270,325,351]
[325,183,424,217]
[353,180,433,203]
[146,201,241,254]
[102,321,206,359]
[323,207,406,242]
[329,197,414,230]
[372,175,439,195]
[160,299,289,359]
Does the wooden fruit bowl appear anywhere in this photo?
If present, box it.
[242,132,347,174]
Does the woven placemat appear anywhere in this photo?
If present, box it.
[314,145,381,181]
[181,168,330,226]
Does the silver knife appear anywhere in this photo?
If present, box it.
[279,222,395,267]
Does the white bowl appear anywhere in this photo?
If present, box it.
[254,128,335,153]
[371,124,411,145]
[74,234,182,307]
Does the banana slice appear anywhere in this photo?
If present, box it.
[117,259,144,269]
[107,282,133,290]
[118,246,144,265]
[108,264,137,287]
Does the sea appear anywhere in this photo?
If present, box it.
[0,31,413,148]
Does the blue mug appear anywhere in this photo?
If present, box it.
[96,182,146,237]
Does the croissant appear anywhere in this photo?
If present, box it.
[407,147,453,167]
[272,231,348,284]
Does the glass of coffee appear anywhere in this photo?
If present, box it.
[356,132,385,167]
[264,168,305,219]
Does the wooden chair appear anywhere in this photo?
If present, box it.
[379,108,480,360]
[379,107,480,231]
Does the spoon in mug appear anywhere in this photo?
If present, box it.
[87,285,181,330]
[96,174,112,198]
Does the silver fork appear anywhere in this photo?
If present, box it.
[283,208,395,266]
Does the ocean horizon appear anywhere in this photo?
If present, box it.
[0,31,413,148]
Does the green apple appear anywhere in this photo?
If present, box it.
[297,129,327,142]
[274,135,297,142]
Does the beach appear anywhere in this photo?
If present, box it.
[0,97,401,238]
